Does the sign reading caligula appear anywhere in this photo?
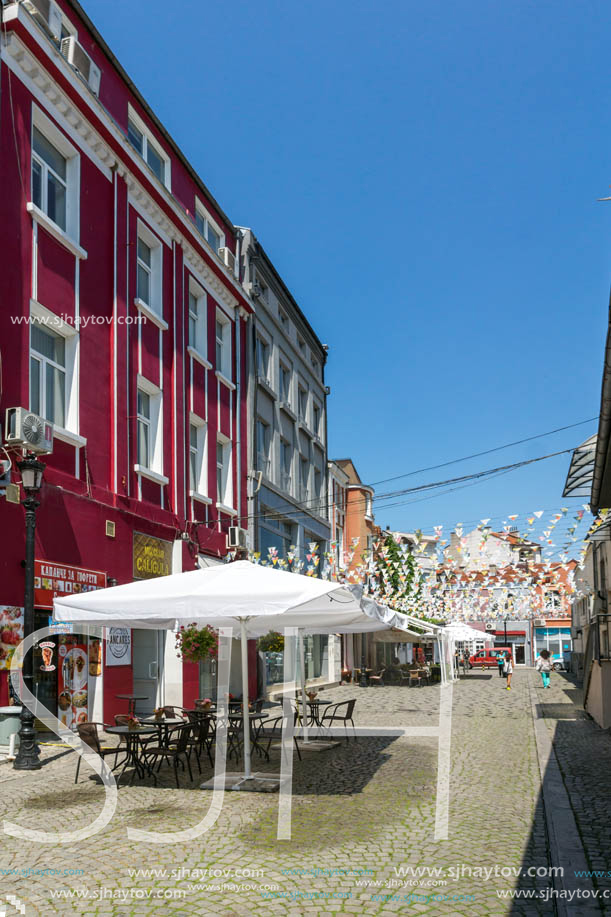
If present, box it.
[133,532,173,580]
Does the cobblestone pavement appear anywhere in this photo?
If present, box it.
[0,668,604,916]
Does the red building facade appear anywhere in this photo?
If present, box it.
[0,0,253,720]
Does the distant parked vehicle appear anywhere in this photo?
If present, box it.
[469,647,512,669]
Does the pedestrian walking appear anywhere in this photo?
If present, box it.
[497,651,505,678]
[535,649,553,688]
[504,651,513,690]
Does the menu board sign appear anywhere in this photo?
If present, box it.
[133,532,172,580]
[106,627,132,667]
[35,560,107,610]
[0,605,24,671]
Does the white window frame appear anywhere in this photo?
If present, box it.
[127,105,171,190]
[216,432,234,513]
[189,413,209,503]
[256,334,271,384]
[298,384,308,421]
[29,301,82,444]
[135,221,164,325]
[187,277,207,362]
[134,375,166,484]
[30,106,80,245]
[195,201,225,255]
[215,310,232,381]
[312,399,321,437]
[256,419,271,477]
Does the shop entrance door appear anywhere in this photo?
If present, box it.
[514,643,525,665]
[199,658,217,703]
[132,629,163,715]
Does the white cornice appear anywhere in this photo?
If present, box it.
[3,21,244,313]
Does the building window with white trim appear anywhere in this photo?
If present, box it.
[135,224,163,318]
[216,436,232,508]
[299,455,309,502]
[195,204,224,254]
[127,110,169,187]
[312,401,321,437]
[298,385,308,420]
[137,390,150,468]
[30,324,65,426]
[215,312,231,378]
[189,419,207,498]
[32,127,67,231]
[135,378,165,481]
[188,282,206,356]
[280,439,292,491]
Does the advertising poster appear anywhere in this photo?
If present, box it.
[34,560,106,610]
[56,636,89,731]
[0,605,23,671]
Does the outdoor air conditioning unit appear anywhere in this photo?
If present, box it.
[485,623,495,631]
[5,408,53,454]
[227,526,247,550]
[534,618,546,627]
[21,0,62,41]
[60,35,102,96]
[217,247,236,274]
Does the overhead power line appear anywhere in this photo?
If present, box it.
[369,417,598,487]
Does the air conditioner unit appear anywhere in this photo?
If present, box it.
[485,623,495,631]
[217,247,236,274]
[227,526,247,550]
[5,408,53,454]
[21,0,62,41]
[60,35,101,96]
[534,618,546,627]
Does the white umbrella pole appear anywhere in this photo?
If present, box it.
[240,618,252,780]
[298,628,309,744]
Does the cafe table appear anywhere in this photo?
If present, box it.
[106,724,158,785]
[115,694,148,716]
[212,711,269,762]
[141,716,185,747]
[293,697,333,728]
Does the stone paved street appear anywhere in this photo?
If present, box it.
[1,668,610,915]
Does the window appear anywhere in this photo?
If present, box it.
[135,223,163,317]
[32,127,67,231]
[137,237,152,305]
[279,363,291,403]
[189,420,207,497]
[311,358,320,378]
[297,335,306,354]
[300,455,309,500]
[137,390,150,468]
[256,336,270,382]
[365,492,373,518]
[216,436,233,508]
[30,324,65,426]
[314,468,322,513]
[280,439,292,490]
[298,386,308,419]
[256,420,270,475]
[187,282,206,356]
[312,401,321,436]
[134,378,165,481]
[215,312,231,378]
[279,309,288,330]
[195,205,224,254]
[127,112,168,186]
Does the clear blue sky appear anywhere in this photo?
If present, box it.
[82,0,607,542]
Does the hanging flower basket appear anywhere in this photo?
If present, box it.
[175,624,219,664]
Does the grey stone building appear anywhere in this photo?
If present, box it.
[237,227,331,568]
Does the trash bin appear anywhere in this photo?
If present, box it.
[0,706,22,753]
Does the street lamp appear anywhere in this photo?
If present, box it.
[13,453,45,771]
[359,635,368,687]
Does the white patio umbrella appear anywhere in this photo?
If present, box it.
[53,561,406,788]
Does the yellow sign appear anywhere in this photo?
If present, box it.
[133,533,172,580]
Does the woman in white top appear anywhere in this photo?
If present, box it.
[503,652,513,690]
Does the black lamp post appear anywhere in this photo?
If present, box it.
[359,635,368,687]
[13,453,45,771]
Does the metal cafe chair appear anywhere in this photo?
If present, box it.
[74,722,123,783]
[320,699,357,742]
[186,711,214,771]
[141,723,194,788]
[261,714,302,762]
